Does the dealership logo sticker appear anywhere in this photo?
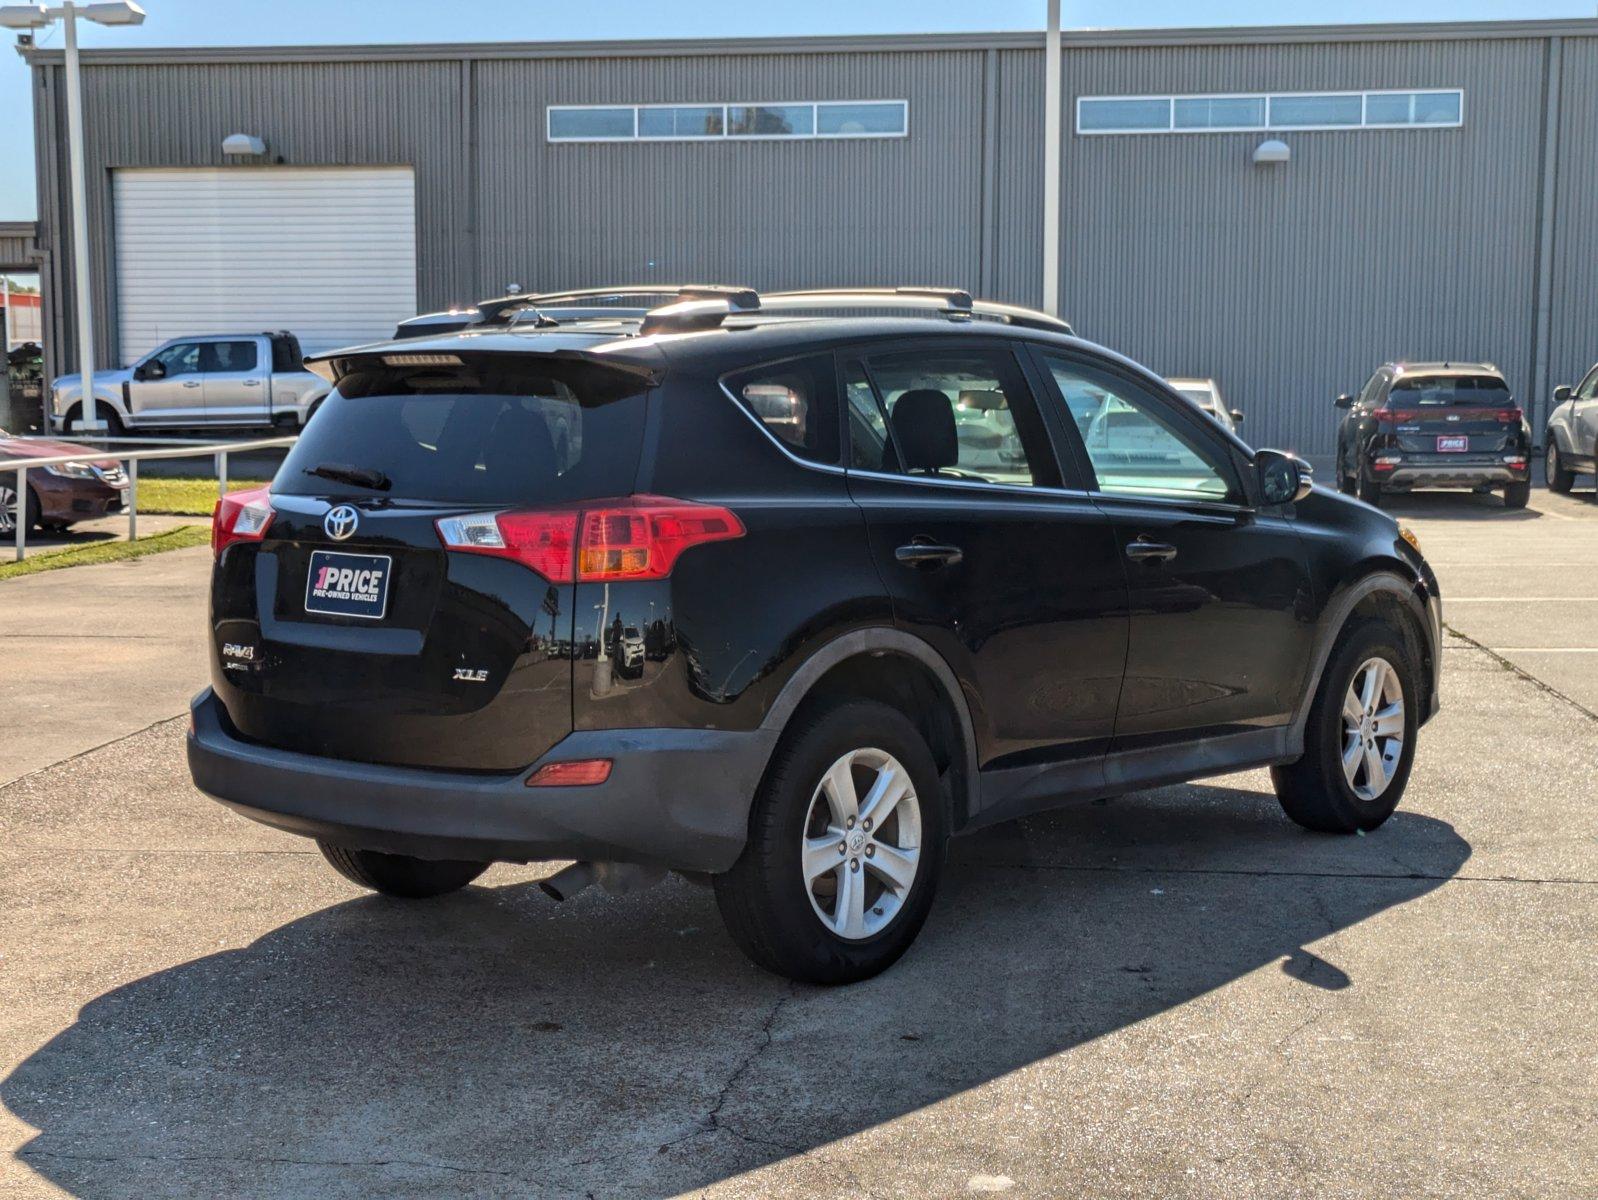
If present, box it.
[304,550,392,619]
[324,505,359,541]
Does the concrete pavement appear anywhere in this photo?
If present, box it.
[0,484,1594,1198]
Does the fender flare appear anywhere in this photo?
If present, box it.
[1289,569,1436,747]
[758,627,981,820]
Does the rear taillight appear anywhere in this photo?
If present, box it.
[1374,409,1420,424]
[435,495,744,583]
[211,487,274,558]
[1496,409,1523,424]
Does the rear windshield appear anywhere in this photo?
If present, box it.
[1389,376,1513,408]
[275,360,649,505]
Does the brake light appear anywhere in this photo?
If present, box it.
[211,487,274,558]
[1375,409,1420,424]
[435,496,743,583]
[1495,408,1523,424]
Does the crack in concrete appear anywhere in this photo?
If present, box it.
[1445,623,1598,723]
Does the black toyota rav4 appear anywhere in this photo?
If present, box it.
[188,285,1442,985]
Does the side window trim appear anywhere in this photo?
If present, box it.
[1029,345,1250,508]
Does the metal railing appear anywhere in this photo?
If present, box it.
[2,434,297,562]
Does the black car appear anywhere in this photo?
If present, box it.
[1334,362,1532,508]
[188,285,1442,985]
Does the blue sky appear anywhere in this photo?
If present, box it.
[0,0,1591,222]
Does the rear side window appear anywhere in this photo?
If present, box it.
[201,341,258,373]
[275,360,648,505]
[1389,376,1513,407]
[723,355,840,464]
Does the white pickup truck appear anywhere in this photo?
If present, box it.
[50,332,330,435]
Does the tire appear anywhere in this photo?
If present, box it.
[1503,480,1531,509]
[1356,474,1384,507]
[1271,620,1419,834]
[0,481,38,535]
[713,698,949,985]
[1545,443,1574,494]
[65,402,125,438]
[316,840,489,898]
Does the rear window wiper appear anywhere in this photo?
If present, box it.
[304,462,392,491]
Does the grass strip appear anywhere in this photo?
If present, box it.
[0,524,209,581]
[136,477,271,516]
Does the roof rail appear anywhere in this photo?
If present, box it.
[476,284,758,326]
[738,288,1073,335]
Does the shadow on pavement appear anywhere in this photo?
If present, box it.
[3,783,1471,1197]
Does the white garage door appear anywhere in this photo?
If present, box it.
[113,166,417,364]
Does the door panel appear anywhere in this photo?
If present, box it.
[843,344,1128,773]
[1574,370,1598,466]
[201,339,268,423]
[1033,348,1315,745]
[129,342,206,423]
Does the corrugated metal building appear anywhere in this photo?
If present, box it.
[21,17,1598,454]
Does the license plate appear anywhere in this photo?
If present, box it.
[1436,435,1469,452]
[305,550,392,620]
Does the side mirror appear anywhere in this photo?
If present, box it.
[1334,393,1354,409]
[1229,409,1245,424]
[138,360,165,381]
[1257,449,1313,506]
[1553,385,1572,404]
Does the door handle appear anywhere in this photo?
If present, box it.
[1125,538,1178,563]
[182,380,201,388]
[895,542,963,568]
[242,378,261,387]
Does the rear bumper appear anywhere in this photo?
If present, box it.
[186,688,775,872]
[1380,461,1527,489]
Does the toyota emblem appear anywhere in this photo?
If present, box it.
[324,505,360,541]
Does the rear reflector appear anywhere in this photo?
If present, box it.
[212,487,274,558]
[526,759,613,787]
[437,496,743,583]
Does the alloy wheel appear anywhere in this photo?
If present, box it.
[1341,657,1405,801]
[0,483,16,535]
[801,747,922,940]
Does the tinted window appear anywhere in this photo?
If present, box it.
[724,355,840,465]
[1044,355,1240,503]
[1365,91,1461,126]
[1388,376,1513,408]
[851,348,1060,489]
[1174,96,1265,129]
[201,340,258,373]
[1079,97,1171,132]
[638,105,723,138]
[275,361,648,505]
[816,102,907,136]
[728,105,814,137]
[1268,94,1362,127]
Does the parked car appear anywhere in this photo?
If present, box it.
[1334,362,1531,508]
[1168,376,1244,434]
[1544,366,1598,493]
[187,284,1441,985]
[0,427,126,535]
[50,332,329,435]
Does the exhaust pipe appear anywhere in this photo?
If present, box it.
[538,861,665,902]
[538,861,597,902]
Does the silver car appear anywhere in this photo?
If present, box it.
[1544,366,1598,493]
[1168,376,1244,436]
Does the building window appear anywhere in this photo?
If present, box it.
[547,100,908,143]
[1077,89,1463,135]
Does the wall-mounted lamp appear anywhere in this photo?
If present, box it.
[222,133,267,157]
[1252,138,1291,166]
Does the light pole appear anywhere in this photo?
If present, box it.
[0,3,146,434]
[1042,0,1062,318]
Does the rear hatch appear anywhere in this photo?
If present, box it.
[1384,374,1520,457]
[210,351,652,771]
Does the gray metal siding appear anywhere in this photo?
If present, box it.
[26,22,1598,460]
[1548,36,1598,413]
[997,37,1547,455]
[471,50,985,297]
